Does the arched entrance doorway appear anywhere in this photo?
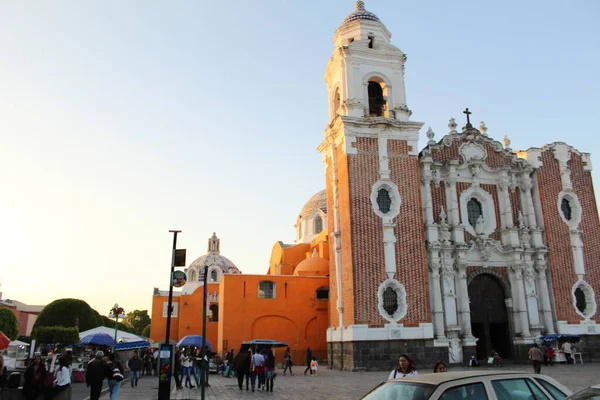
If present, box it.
[468,274,512,360]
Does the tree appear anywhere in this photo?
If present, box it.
[32,298,100,335]
[34,326,79,345]
[0,307,19,340]
[141,325,150,338]
[124,310,151,335]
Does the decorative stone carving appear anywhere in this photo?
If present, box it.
[510,264,523,279]
[524,264,536,291]
[438,207,452,245]
[479,121,488,136]
[208,290,219,303]
[459,142,487,163]
[426,127,436,145]
[448,117,458,134]
[432,167,442,188]
[449,338,462,363]
[502,135,511,149]
[475,215,485,237]
[429,261,441,279]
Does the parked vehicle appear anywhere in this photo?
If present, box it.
[361,371,571,400]
[566,384,600,400]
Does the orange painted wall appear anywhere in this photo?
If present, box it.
[218,274,329,365]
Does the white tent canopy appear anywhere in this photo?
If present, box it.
[79,326,146,343]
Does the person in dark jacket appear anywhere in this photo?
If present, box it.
[304,347,313,375]
[86,351,108,400]
[233,348,251,391]
[107,353,124,400]
[264,349,276,393]
[127,351,142,387]
[173,348,183,390]
[22,355,50,400]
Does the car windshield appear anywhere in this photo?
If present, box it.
[362,381,435,400]
[567,388,600,400]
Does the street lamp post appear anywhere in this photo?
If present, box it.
[201,264,208,400]
[108,303,126,352]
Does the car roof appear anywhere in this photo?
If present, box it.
[389,371,541,386]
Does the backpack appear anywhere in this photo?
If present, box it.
[111,363,124,382]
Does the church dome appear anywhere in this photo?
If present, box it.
[294,251,329,277]
[189,253,240,274]
[342,1,380,25]
[300,189,327,218]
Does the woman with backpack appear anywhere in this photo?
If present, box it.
[106,353,124,400]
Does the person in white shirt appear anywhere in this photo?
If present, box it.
[181,349,194,388]
[250,350,265,392]
[51,356,71,396]
[388,354,419,380]
[561,341,573,364]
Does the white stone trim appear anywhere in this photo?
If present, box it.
[371,180,401,220]
[572,280,596,320]
[556,320,600,335]
[162,302,178,318]
[377,279,407,323]
[558,191,582,229]
[327,323,434,342]
[459,186,497,237]
[459,142,487,163]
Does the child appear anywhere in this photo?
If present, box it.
[310,357,318,376]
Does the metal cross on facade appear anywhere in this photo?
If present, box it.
[463,108,473,128]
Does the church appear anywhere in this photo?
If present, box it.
[151,1,600,370]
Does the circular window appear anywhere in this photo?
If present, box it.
[377,188,392,214]
[561,198,572,221]
[572,281,597,320]
[370,180,401,219]
[558,191,581,228]
[382,287,398,316]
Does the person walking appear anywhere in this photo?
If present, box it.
[173,348,183,390]
[127,351,142,387]
[283,347,293,376]
[181,349,194,388]
[389,354,419,379]
[23,355,50,400]
[199,346,211,387]
[106,353,124,400]
[264,349,276,392]
[303,347,313,375]
[529,344,544,374]
[86,351,108,400]
[233,348,251,391]
[310,357,318,376]
[250,349,265,392]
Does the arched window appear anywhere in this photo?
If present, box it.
[382,287,398,317]
[467,198,483,228]
[316,287,329,300]
[368,81,385,116]
[209,304,219,322]
[332,87,341,119]
[258,281,275,299]
[377,188,391,214]
[190,270,196,282]
[210,270,218,283]
[561,198,572,221]
[314,215,323,234]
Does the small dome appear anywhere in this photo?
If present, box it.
[300,189,327,218]
[294,251,329,277]
[342,1,380,25]
[189,253,240,274]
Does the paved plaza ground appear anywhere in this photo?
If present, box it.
[83,363,600,400]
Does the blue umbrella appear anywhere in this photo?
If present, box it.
[80,333,115,347]
[176,335,212,349]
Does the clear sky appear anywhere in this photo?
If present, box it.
[1,1,598,320]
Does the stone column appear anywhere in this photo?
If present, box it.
[441,252,458,328]
[455,262,472,337]
[535,258,555,334]
[520,173,538,229]
[499,168,514,229]
[510,264,531,337]
[429,261,446,339]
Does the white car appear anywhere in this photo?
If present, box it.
[566,384,600,399]
[362,370,572,400]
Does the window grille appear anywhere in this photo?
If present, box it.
[210,270,218,282]
[575,287,587,314]
[467,198,483,227]
[258,281,275,299]
[377,188,392,214]
[561,198,572,221]
[314,215,323,234]
[382,287,398,317]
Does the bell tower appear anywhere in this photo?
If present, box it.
[319,2,434,370]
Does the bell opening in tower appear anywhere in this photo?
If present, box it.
[368,81,385,116]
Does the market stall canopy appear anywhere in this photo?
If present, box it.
[540,334,581,343]
[242,339,289,348]
[80,333,115,347]
[0,332,10,350]
[176,335,212,349]
[115,340,150,351]
[79,326,147,343]
[8,340,30,347]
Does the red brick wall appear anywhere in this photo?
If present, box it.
[389,140,430,325]
[536,150,579,323]
[510,188,521,227]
